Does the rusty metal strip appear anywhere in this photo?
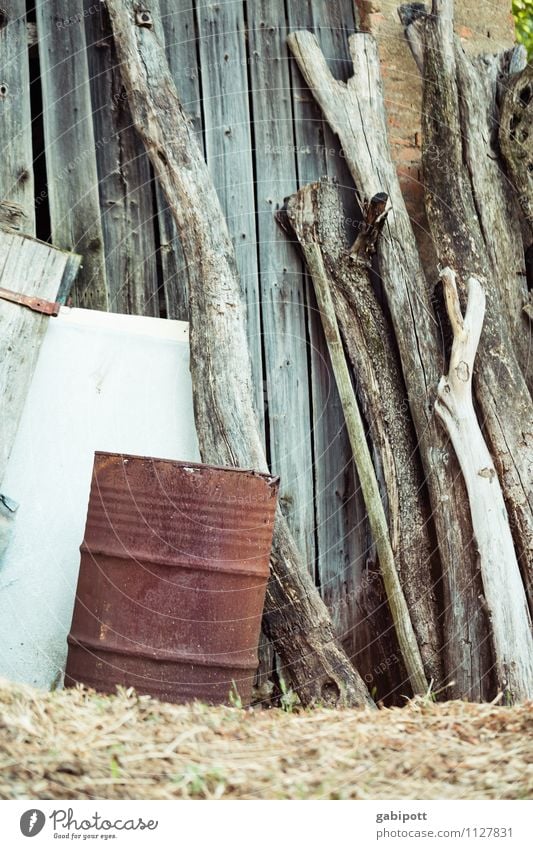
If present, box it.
[0,286,60,316]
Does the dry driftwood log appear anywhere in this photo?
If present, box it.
[287,29,491,699]
[436,268,533,700]
[406,0,533,613]
[105,0,373,708]
[279,178,442,690]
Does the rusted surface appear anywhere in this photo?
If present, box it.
[65,452,279,705]
[0,286,60,316]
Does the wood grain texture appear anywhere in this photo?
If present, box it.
[288,29,491,700]
[247,0,314,572]
[0,1,35,233]
[85,2,159,316]
[36,0,108,309]
[436,268,533,701]
[282,181,429,696]
[195,0,264,430]
[280,178,443,690]
[106,0,373,708]
[0,229,80,485]
[285,0,370,671]
[157,0,204,321]
[420,6,533,619]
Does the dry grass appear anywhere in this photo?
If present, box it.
[0,678,532,800]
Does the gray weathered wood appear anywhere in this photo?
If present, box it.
[84,2,159,316]
[36,0,108,310]
[157,0,204,321]
[195,0,263,431]
[418,0,533,616]
[0,1,35,233]
[0,229,80,485]
[280,178,443,689]
[106,0,374,709]
[288,28,491,699]
[282,181,429,696]
[436,268,533,701]
[285,0,371,671]
[247,1,315,572]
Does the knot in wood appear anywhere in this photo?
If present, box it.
[135,9,153,28]
[0,83,8,100]
[478,467,496,482]
[455,361,470,382]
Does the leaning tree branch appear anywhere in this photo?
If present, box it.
[435,269,533,701]
[105,0,373,708]
[281,182,429,696]
[287,28,490,699]
[278,178,443,688]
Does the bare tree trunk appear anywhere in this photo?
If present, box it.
[105,0,373,708]
[287,29,492,699]
[413,0,533,612]
[279,178,443,689]
[436,268,533,701]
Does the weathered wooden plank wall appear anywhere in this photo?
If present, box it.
[0,2,35,234]
[158,0,204,323]
[36,0,108,309]
[85,5,159,316]
[0,0,387,692]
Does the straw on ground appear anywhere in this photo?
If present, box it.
[0,680,531,800]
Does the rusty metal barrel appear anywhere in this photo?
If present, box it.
[65,452,279,705]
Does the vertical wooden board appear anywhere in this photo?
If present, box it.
[195,0,263,429]
[0,2,35,233]
[157,0,204,321]
[286,1,367,661]
[36,0,108,310]
[84,3,159,316]
[247,1,315,572]
[0,231,79,483]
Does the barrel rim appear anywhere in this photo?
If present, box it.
[93,450,280,489]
